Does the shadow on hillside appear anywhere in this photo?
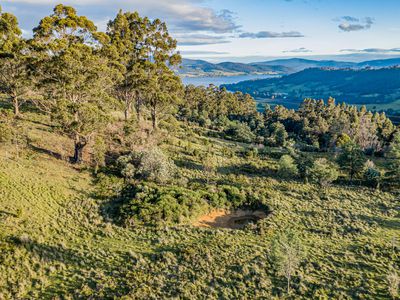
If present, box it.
[358,214,400,230]
[217,163,274,178]
[7,235,136,272]
[174,159,203,171]
[28,144,65,160]
[6,235,146,298]
[0,100,12,110]
[24,115,58,128]
[0,210,18,219]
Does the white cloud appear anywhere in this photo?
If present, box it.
[283,47,312,53]
[3,0,239,34]
[175,34,230,46]
[239,31,304,39]
[4,0,240,45]
[340,48,400,54]
[335,16,374,32]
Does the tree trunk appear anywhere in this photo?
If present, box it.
[287,275,291,295]
[151,107,157,130]
[135,96,142,123]
[12,96,20,118]
[72,135,86,164]
[124,98,132,121]
[124,107,130,121]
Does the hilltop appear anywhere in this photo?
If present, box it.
[179,57,400,77]
[179,58,289,77]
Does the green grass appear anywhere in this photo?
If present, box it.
[0,115,399,299]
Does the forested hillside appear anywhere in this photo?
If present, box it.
[224,67,400,106]
[0,4,399,299]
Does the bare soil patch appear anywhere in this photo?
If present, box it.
[194,209,268,229]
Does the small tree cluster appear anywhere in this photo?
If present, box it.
[309,158,339,187]
[117,148,176,184]
[277,155,298,178]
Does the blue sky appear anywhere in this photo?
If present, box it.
[2,0,400,62]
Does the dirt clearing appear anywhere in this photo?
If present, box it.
[193,209,268,229]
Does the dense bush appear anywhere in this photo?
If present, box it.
[363,160,382,188]
[337,142,367,180]
[117,148,176,183]
[296,153,314,181]
[116,182,270,226]
[119,184,209,226]
[224,121,255,143]
[277,155,298,178]
[267,121,288,147]
[309,158,339,187]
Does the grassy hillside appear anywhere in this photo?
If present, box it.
[0,114,399,299]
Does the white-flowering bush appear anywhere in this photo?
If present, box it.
[117,148,176,184]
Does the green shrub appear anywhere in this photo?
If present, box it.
[296,154,314,181]
[337,142,366,180]
[309,158,339,187]
[224,121,255,143]
[243,147,258,159]
[269,122,288,147]
[278,155,298,178]
[363,160,382,188]
[117,148,176,184]
[119,184,208,226]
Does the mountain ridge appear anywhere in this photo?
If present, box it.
[179,57,400,77]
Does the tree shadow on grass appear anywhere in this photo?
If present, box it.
[7,234,184,298]
[174,158,203,171]
[217,163,275,178]
[28,143,65,161]
[358,214,400,230]
[7,235,134,297]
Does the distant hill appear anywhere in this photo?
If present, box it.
[178,57,400,77]
[179,58,288,77]
[252,58,356,73]
[357,57,400,68]
[223,67,400,107]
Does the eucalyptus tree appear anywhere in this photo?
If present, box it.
[107,11,150,121]
[107,11,182,127]
[143,18,182,130]
[32,5,117,163]
[0,6,31,117]
[337,142,366,181]
[146,65,182,130]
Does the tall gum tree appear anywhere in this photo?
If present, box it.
[0,6,30,117]
[32,4,117,163]
[107,12,182,127]
[144,19,182,130]
[107,11,150,122]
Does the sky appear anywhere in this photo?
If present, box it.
[2,0,400,62]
